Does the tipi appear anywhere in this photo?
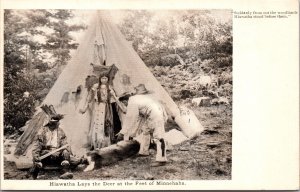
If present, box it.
[13,10,204,162]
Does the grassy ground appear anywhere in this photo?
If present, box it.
[4,104,231,180]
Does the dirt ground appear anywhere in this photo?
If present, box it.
[4,104,232,180]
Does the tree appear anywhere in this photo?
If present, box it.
[4,10,87,134]
[118,10,232,101]
[119,10,153,52]
[45,10,86,70]
[4,10,37,133]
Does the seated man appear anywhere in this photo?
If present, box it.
[31,114,74,179]
[117,84,168,167]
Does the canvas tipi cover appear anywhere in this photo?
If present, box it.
[14,11,203,159]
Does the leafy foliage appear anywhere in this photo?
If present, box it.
[118,10,232,101]
[45,10,86,68]
[4,10,86,134]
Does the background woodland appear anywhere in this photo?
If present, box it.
[4,10,232,135]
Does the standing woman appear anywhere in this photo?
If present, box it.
[80,71,124,150]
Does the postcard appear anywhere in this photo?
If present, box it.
[0,0,299,190]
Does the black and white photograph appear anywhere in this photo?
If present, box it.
[3,9,232,180]
[1,0,299,190]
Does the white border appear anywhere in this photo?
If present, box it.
[1,0,299,190]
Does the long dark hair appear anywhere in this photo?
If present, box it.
[97,75,109,103]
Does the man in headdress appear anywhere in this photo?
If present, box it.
[117,84,168,167]
[31,113,73,179]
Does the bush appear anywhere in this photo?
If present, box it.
[160,56,178,67]
[179,89,196,100]
[219,71,232,85]
[4,95,35,134]
[207,56,232,70]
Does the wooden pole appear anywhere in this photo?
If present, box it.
[38,144,69,160]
